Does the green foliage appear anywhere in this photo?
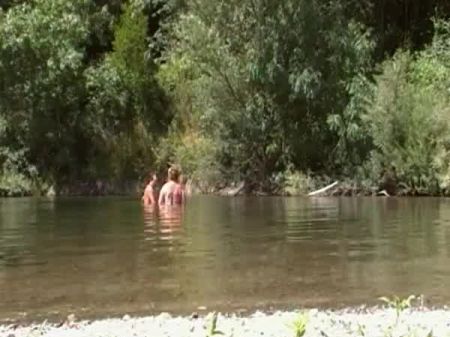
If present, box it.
[357,323,366,337]
[160,132,221,190]
[0,0,90,184]
[207,312,224,337]
[0,167,34,197]
[160,0,374,190]
[0,0,171,194]
[84,1,169,180]
[351,20,450,194]
[327,73,374,172]
[281,169,314,196]
[1,0,450,196]
[289,312,308,337]
[379,295,416,321]
[110,1,149,75]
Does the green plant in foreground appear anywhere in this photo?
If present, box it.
[207,312,224,337]
[290,312,309,337]
[379,295,416,320]
[357,323,366,337]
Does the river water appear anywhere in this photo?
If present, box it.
[1,196,450,322]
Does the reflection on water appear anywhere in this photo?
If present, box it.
[143,205,184,243]
[1,196,450,322]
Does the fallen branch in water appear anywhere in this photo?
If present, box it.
[377,189,390,197]
[218,181,246,196]
[228,181,245,196]
[308,181,338,196]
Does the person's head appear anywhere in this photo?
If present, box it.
[147,172,157,183]
[179,174,188,186]
[168,166,180,182]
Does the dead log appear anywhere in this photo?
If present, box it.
[308,181,339,196]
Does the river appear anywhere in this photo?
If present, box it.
[1,196,449,322]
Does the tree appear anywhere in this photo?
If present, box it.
[84,0,170,180]
[0,0,91,182]
[160,0,373,189]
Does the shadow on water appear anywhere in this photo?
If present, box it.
[1,196,450,322]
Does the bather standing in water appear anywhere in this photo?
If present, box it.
[142,172,158,206]
[173,174,188,204]
[158,166,184,206]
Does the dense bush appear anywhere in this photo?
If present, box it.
[0,0,170,194]
[344,20,450,194]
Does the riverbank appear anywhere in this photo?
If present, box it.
[0,180,142,198]
[2,307,450,337]
[0,174,443,198]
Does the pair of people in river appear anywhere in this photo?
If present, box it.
[142,166,186,206]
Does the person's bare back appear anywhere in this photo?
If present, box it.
[158,180,179,206]
[158,167,184,206]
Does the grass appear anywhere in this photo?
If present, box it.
[289,312,308,337]
[207,312,224,337]
[379,295,416,322]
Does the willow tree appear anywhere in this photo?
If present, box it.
[160,0,373,189]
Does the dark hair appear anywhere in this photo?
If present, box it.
[147,171,157,183]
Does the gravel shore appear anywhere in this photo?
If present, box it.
[2,308,450,337]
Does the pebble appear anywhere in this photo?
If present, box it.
[2,308,450,337]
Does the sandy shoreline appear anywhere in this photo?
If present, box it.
[2,308,450,337]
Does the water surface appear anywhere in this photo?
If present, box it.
[1,196,450,322]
